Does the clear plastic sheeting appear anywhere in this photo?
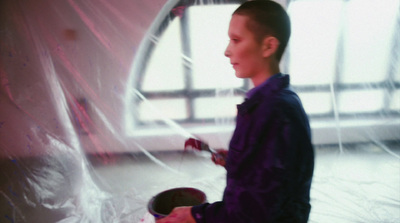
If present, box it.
[0,0,399,222]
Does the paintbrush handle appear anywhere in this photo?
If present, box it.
[185,138,226,162]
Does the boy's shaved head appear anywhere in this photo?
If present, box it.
[233,0,291,61]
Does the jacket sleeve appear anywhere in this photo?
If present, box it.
[191,102,313,223]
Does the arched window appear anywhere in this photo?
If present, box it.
[125,0,400,148]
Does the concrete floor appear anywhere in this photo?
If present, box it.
[1,143,399,223]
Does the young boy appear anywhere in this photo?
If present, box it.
[157,1,314,222]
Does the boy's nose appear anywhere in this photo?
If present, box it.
[224,46,231,58]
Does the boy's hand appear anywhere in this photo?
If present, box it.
[156,207,195,223]
[185,138,227,167]
[211,149,228,167]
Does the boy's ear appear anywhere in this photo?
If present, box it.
[262,36,280,58]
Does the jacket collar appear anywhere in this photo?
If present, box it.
[237,74,290,115]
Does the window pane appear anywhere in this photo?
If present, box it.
[338,89,384,113]
[188,5,243,89]
[288,1,343,86]
[139,98,187,121]
[298,92,332,115]
[341,0,399,84]
[390,90,400,111]
[394,65,400,82]
[142,18,185,91]
[194,96,243,119]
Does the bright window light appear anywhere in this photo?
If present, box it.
[341,0,399,84]
[142,18,185,91]
[138,98,188,121]
[287,0,343,86]
[338,89,384,113]
[298,92,332,115]
[188,5,242,89]
[390,90,400,111]
[395,67,400,82]
[194,96,243,119]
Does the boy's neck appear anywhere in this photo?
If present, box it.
[251,61,280,87]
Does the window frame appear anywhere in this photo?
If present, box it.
[124,0,400,148]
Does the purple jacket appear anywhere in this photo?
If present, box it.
[192,74,314,223]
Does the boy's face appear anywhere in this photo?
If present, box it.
[225,14,266,80]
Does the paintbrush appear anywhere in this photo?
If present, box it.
[184,138,226,163]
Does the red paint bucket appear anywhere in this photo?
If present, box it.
[147,187,207,220]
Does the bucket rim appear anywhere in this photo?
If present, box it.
[147,187,207,218]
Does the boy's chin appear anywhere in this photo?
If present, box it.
[235,72,249,79]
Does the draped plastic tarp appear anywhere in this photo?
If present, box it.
[1,0,399,222]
